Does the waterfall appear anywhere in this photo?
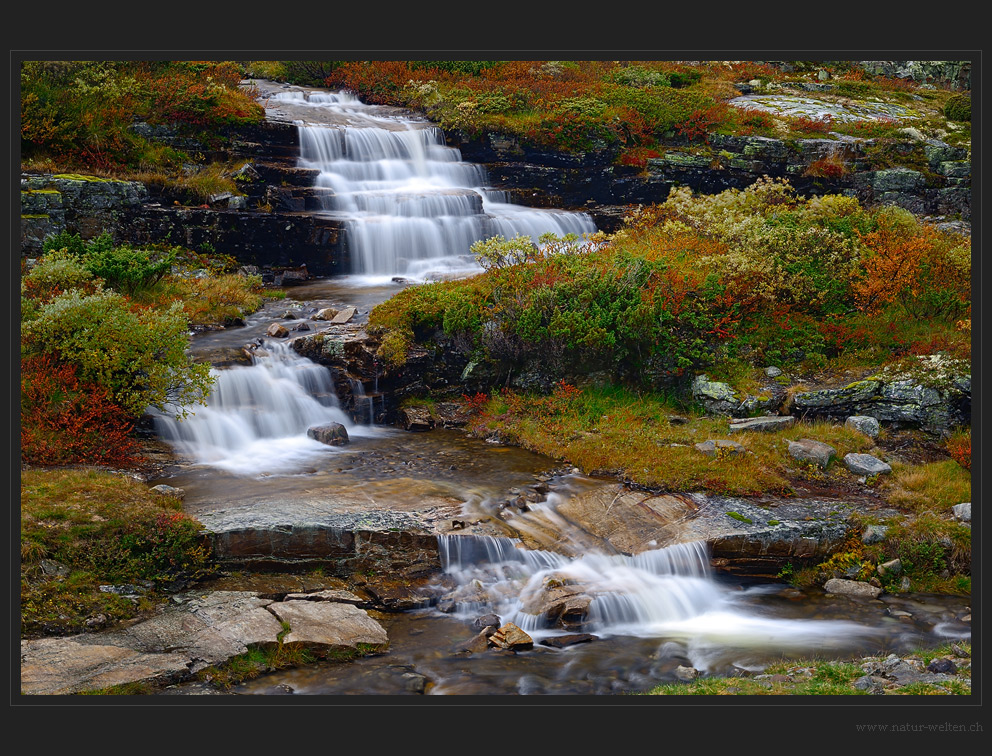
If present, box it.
[152,341,381,476]
[436,533,881,667]
[287,89,598,282]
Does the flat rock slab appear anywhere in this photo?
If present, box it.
[330,306,357,324]
[728,416,795,433]
[21,638,191,695]
[269,600,388,650]
[728,94,915,123]
[284,589,365,604]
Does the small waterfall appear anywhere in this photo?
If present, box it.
[287,89,598,282]
[152,341,380,476]
[436,533,881,665]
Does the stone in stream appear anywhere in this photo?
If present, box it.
[787,438,837,469]
[843,453,892,476]
[694,439,746,457]
[307,422,349,446]
[472,614,501,631]
[674,665,700,681]
[330,306,357,324]
[823,578,883,599]
[457,628,497,655]
[728,416,795,433]
[311,307,339,321]
[266,322,289,338]
[539,634,598,649]
[488,623,534,651]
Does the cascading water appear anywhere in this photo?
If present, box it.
[152,341,382,476]
[436,532,884,672]
[280,89,597,283]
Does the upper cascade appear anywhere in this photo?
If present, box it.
[283,89,597,283]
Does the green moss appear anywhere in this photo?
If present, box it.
[726,511,753,524]
[52,173,119,183]
[21,214,50,219]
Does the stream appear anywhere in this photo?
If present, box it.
[149,85,970,696]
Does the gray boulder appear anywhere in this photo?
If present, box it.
[788,439,836,469]
[845,415,880,437]
[951,503,971,522]
[692,375,741,415]
[844,453,892,476]
[823,578,883,599]
[862,525,889,544]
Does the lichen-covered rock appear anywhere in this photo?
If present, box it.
[862,525,889,544]
[792,363,970,435]
[845,415,880,437]
[692,374,741,415]
[695,439,746,457]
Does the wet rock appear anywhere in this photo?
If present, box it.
[844,453,892,476]
[845,415,880,437]
[728,416,795,433]
[488,623,534,651]
[472,614,501,631]
[362,584,432,612]
[787,439,836,469]
[457,628,496,655]
[268,600,388,652]
[674,665,700,681]
[283,589,364,604]
[519,579,592,629]
[399,406,434,432]
[695,439,746,457]
[951,503,971,522]
[150,484,185,500]
[312,307,339,321]
[823,578,883,599]
[266,323,289,338]
[862,525,889,544]
[307,422,349,446]
[330,306,357,324]
[539,634,597,649]
[292,321,311,331]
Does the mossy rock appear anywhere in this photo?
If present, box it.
[943,94,971,122]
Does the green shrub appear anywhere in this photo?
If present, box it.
[943,94,971,122]
[81,240,175,295]
[21,288,212,417]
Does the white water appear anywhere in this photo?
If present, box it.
[284,89,598,284]
[437,533,882,671]
[152,341,385,476]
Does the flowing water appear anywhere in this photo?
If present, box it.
[277,88,596,284]
[151,87,970,696]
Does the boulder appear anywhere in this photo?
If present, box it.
[488,623,534,651]
[728,416,795,433]
[311,308,339,321]
[951,503,971,522]
[862,525,889,544]
[472,614,501,632]
[306,422,350,446]
[150,484,185,500]
[877,559,902,576]
[519,579,593,629]
[823,578,883,599]
[787,439,836,469]
[764,366,783,377]
[844,453,892,476]
[845,415,880,437]
[692,375,741,415]
[266,323,289,338]
[674,665,700,681]
[695,439,746,457]
[399,406,434,432]
[330,306,357,324]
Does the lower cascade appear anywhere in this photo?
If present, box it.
[436,534,884,670]
[152,340,380,476]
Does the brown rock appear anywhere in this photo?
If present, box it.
[266,323,289,338]
[268,600,388,652]
[488,623,534,650]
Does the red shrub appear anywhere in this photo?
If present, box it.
[21,353,144,468]
[946,431,970,471]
